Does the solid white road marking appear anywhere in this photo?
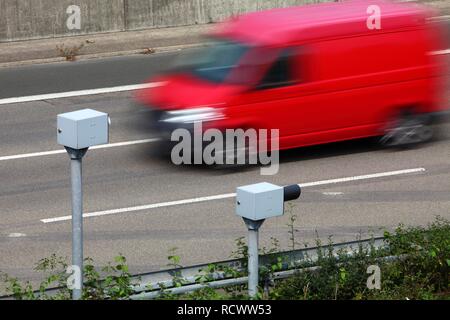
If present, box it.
[41,167,426,223]
[0,138,160,162]
[299,168,425,187]
[42,193,237,223]
[0,82,163,105]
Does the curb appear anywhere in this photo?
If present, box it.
[0,42,208,69]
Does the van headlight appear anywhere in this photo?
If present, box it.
[161,107,224,124]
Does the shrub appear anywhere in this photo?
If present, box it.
[1,254,137,300]
[272,217,450,300]
[56,43,85,61]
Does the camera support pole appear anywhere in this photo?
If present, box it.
[65,147,88,300]
[243,218,265,299]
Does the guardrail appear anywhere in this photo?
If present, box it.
[0,236,385,300]
[130,236,385,299]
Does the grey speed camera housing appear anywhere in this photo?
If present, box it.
[236,182,301,221]
[57,109,109,149]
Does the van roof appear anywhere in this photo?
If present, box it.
[213,0,435,46]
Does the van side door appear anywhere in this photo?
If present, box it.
[228,47,326,149]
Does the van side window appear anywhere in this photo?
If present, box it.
[257,49,297,90]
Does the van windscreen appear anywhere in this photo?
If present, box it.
[177,39,251,84]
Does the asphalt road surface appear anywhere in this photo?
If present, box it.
[0,47,449,292]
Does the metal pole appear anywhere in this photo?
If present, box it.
[248,228,259,298]
[66,147,88,300]
[243,218,264,299]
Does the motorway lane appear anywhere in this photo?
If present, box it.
[0,92,154,156]
[0,51,449,290]
[0,89,450,286]
[0,53,178,99]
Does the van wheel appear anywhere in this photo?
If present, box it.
[380,112,433,148]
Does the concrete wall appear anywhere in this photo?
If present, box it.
[126,0,324,29]
[0,0,125,41]
[0,0,323,42]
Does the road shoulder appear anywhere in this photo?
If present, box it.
[0,24,211,68]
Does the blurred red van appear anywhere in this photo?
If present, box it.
[136,0,448,153]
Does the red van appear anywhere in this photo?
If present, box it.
[136,0,448,156]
